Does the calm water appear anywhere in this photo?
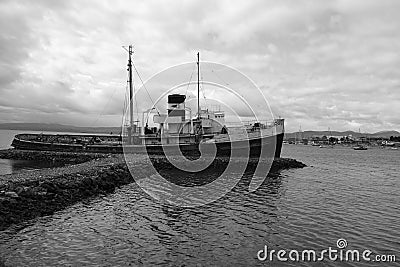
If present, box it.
[0,130,96,175]
[0,145,399,266]
[0,130,20,150]
[0,130,61,175]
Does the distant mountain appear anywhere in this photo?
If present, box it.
[369,131,400,138]
[285,130,400,139]
[0,123,121,134]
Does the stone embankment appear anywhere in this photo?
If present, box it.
[0,149,306,231]
[0,148,109,164]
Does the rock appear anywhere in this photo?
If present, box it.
[15,187,25,195]
[18,187,37,197]
[40,182,59,193]
[4,191,19,198]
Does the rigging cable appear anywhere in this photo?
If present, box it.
[121,79,129,132]
[211,69,230,86]
[185,63,196,99]
[132,62,160,115]
[200,73,207,108]
[91,83,120,127]
[134,82,139,124]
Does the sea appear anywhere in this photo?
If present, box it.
[0,130,99,176]
[0,130,67,176]
[0,130,399,266]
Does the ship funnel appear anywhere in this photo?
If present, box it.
[168,94,186,104]
[167,94,186,121]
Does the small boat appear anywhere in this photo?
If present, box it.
[353,128,368,150]
[353,145,367,150]
[11,46,285,158]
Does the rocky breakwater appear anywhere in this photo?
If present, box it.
[0,148,109,165]
[0,155,135,231]
[0,149,306,231]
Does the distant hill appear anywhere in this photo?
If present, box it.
[1,123,399,138]
[0,123,121,134]
[369,131,400,138]
[285,130,400,139]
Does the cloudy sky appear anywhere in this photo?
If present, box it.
[0,0,399,132]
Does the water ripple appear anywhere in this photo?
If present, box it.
[1,146,399,266]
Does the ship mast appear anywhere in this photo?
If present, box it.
[127,45,134,145]
[197,52,200,119]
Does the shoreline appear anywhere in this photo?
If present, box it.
[0,149,306,231]
[0,148,110,164]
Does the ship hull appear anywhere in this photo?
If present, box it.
[11,133,284,158]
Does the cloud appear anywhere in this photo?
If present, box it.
[0,0,399,132]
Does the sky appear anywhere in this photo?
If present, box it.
[0,0,399,133]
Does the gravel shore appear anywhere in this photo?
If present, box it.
[0,149,306,231]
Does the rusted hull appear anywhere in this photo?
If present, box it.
[11,133,284,158]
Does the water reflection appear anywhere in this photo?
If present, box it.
[0,168,285,266]
[2,146,398,266]
[0,158,64,176]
